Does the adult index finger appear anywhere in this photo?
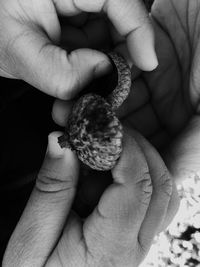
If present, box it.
[54,0,158,70]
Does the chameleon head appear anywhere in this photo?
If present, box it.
[58,52,131,171]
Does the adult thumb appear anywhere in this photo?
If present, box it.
[3,132,79,267]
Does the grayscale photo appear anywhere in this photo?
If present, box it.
[0,0,200,266]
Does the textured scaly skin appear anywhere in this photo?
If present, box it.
[107,52,131,110]
[58,52,132,171]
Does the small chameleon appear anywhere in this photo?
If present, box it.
[58,52,132,171]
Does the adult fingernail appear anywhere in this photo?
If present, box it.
[94,59,113,77]
[46,131,67,158]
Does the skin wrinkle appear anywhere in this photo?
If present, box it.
[124,5,149,37]
[0,1,12,18]
[72,0,83,12]
[82,233,95,266]
[11,222,41,264]
[17,0,33,21]
[35,184,75,195]
[134,172,152,207]
[164,2,199,112]
[141,73,170,134]
[191,71,200,113]
[66,50,84,98]
[73,0,107,13]
[0,66,15,78]
[83,226,104,263]
[96,204,107,221]
[192,12,199,53]
[186,0,190,48]
[4,21,54,81]
[188,1,200,57]
[52,0,80,14]
[169,0,189,46]
[151,9,184,82]
[1,1,180,266]
[167,0,192,77]
[36,165,77,194]
[170,1,194,113]
[136,235,147,261]
[82,201,137,260]
[4,28,32,78]
[193,4,200,51]
[191,34,200,110]
[44,47,82,100]
[145,16,192,133]
[156,171,173,198]
[55,249,65,267]
[124,13,151,39]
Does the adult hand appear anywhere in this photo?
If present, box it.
[2,129,179,267]
[0,0,158,99]
[114,0,200,184]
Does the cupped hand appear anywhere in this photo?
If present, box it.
[2,129,179,267]
[115,0,200,183]
[0,0,158,99]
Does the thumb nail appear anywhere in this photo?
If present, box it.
[46,131,68,158]
[94,59,113,77]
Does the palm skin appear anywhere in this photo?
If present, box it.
[53,0,192,208]
[117,0,200,184]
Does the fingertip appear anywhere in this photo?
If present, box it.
[47,132,79,168]
[93,58,113,77]
[127,24,158,71]
[47,131,66,158]
[52,99,74,126]
[158,181,180,233]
